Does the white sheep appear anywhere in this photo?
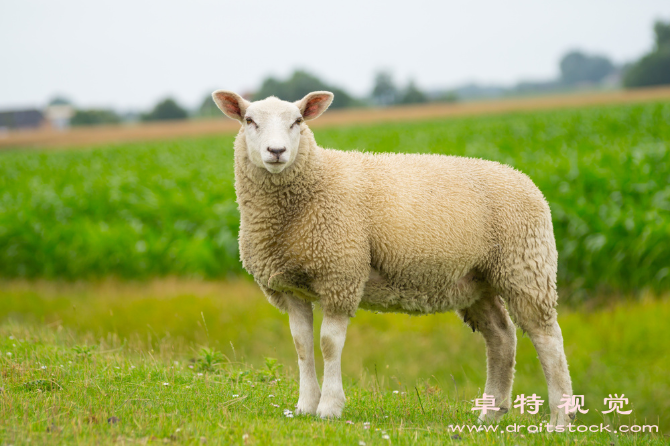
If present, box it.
[212,90,575,426]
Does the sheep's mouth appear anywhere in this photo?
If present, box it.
[264,159,289,173]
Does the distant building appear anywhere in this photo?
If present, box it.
[45,104,75,130]
[0,109,46,131]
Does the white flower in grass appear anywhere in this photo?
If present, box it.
[271,403,279,408]
[41,366,46,369]
[163,382,169,386]
[197,373,204,376]
[233,394,239,398]
[268,394,274,398]
[359,442,366,446]
[393,390,399,394]
[9,336,14,340]
[382,434,390,440]
[363,422,370,430]
[6,352,11,357]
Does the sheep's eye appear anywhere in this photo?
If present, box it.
[245,118,253,125]
[294,118,303,126]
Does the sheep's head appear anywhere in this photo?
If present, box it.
[212,90,333,174]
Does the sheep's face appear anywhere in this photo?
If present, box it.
[212,91,334,174]
[241,98,304,173]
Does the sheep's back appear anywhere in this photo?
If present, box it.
[324,149,553,290]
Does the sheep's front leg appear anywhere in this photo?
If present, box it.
[287,296,321,415]
[316,312,349,418]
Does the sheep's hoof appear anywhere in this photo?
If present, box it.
[316,397,345,419]
[295,397,320,416]
[549,411,575,429]
[477,407,507,424]
[316,407,343,419]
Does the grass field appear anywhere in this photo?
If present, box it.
[1,101,669,300]
[0,280,668,444]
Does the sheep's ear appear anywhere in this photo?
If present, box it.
[295,91,334,121]
[212,90,251,122]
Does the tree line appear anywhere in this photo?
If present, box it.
[66,20,669,126]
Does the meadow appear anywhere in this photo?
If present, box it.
[1,102,670,300]
[0,280,668,444]
[1,101,670,444]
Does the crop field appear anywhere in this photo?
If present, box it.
[1,101,669,299]
[1,100,669,444]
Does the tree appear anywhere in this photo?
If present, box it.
[198,94,221,118]
[253,70,357,109]
[559,51,615,85]
[141,98,188,121]
[48,96,72,106]
[71,109,121,126]
[624,21,670,88]
[371,71,398,106]
[398,80,428,104]
[434,90,458,103]
[654,20,670,48]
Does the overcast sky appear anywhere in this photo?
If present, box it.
[1,0,669,111]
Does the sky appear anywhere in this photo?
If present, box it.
[1,0,669,111]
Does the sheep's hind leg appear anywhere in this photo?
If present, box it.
[457,293,516,423]
[505,283,574,427]
[287,295,321,415]
[519,312,574,428]
[316,312,349,419]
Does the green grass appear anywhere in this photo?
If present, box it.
[1,281,668,444]
[1,102,670,300]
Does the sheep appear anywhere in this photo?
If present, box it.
[211,89,576,426]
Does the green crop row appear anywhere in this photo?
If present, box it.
[1,102,669,300]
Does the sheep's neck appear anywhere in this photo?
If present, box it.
[234,128,325,285]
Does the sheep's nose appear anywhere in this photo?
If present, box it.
[267,147,286,157]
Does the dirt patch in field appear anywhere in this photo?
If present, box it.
[3,86,670,150]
